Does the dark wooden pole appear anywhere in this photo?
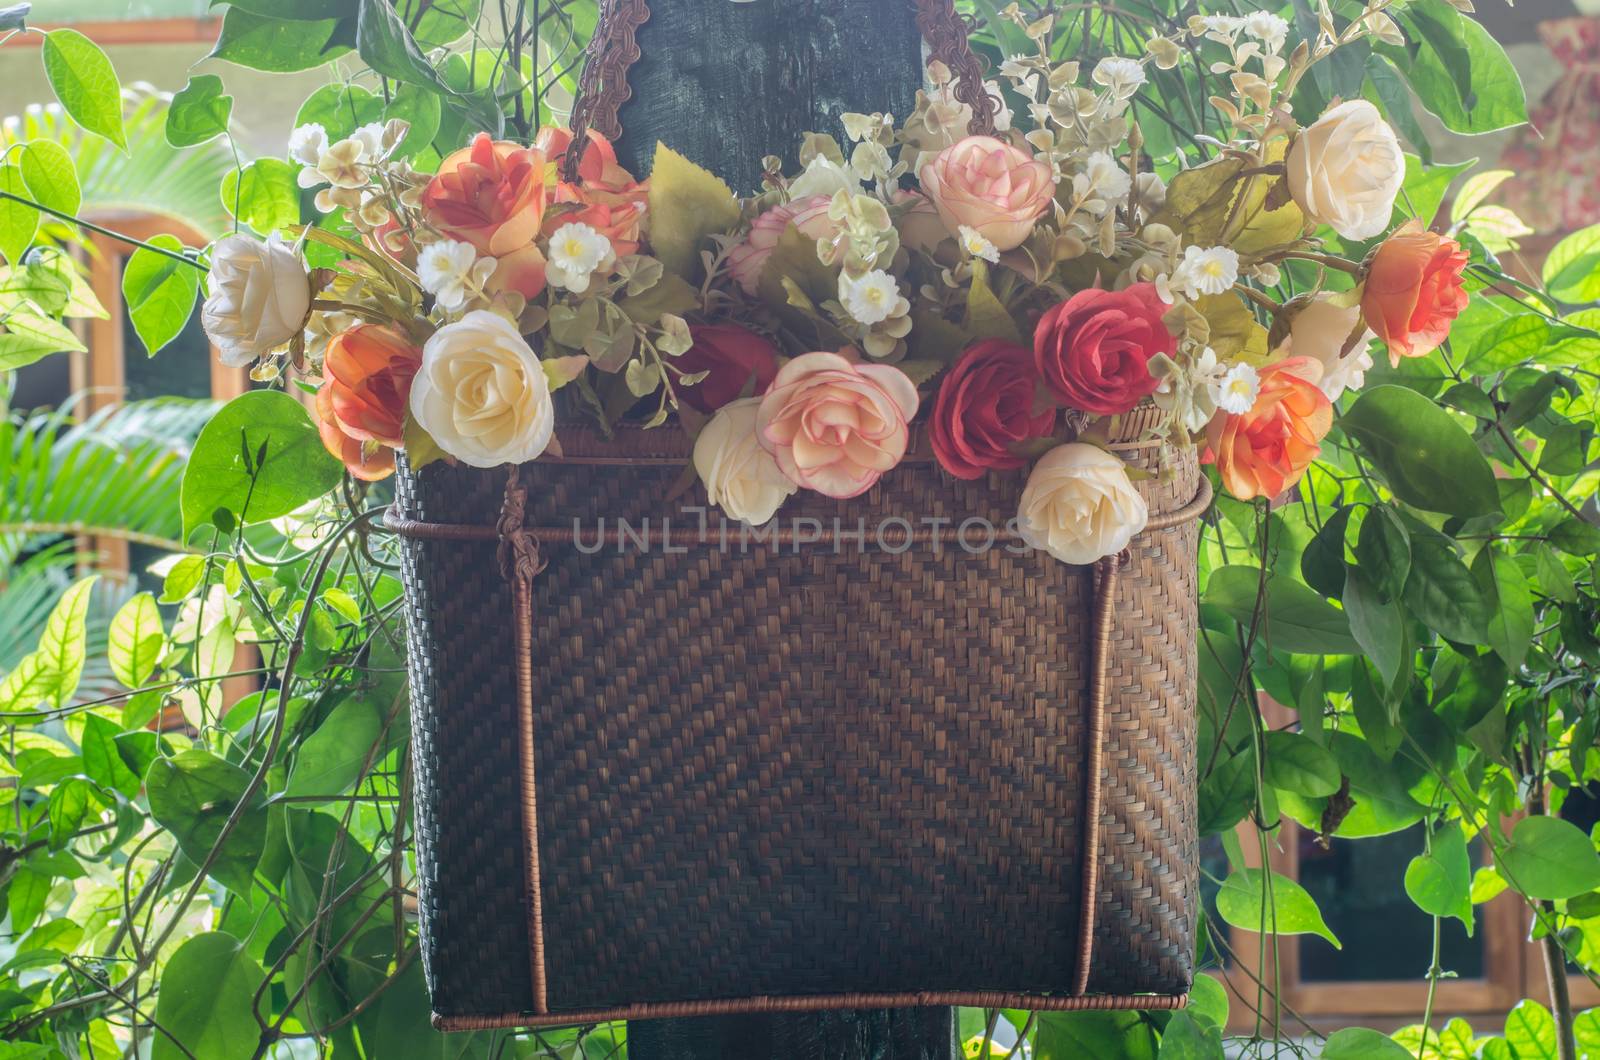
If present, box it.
[608,2,955,1056]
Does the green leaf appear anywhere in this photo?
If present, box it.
[648,142,741,279]
[1300,506,1353,598]
[283,699,383,801]
[145,749,266,896]
[220,157,302,236]
[1322,1028,1414,1060]
[80,714,139,799]
[1215,868,1341,948]
[356,0,451,91]
[1461,314,1550,374]
[964,261,1023,344]
[1550,518,1600,557]
[0,261,71,316]
[1436,649,1507,730]
[122,235,199,357]
[1403,532,1492,644]
[1497,816,1600,901]
[46,778,91,845]
[1382,0,1526,135]
[1544,224,1600,305]
[19,140,79,219]
[1204,566,1360,655]
[107,591,163,688]
[39,576,96,709]
[1186,974,1229,1031]
[1344,566,1405,689]
[1404,820,1473,931]
[1035,1011,1156,1060]
[1155,1012,1222,1060]
[1356,505,1410,601]
[1505,999,1558,1060]
[41,29,127,151]
[209,7,353,72]
[180,390,344,538]
[1263,731,1340,798]
[1340,386,1500,517]
[152,932,265,1060]
[165,74,233,148]
[1536,544,1577,604]
[0,164,38,267]
[7,867,51,936]
[1473,546,1533,671]
[0,313,81,369]
[1198,747,1255,836]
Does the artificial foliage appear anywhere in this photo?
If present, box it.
[0,0,1597,1057]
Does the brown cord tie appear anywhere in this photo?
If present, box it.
[496,464,548,584]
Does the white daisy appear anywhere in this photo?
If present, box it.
[1213,362,1261,415]
[546,222,616,294]
[839,269,903,326]
[1170,245,1240,299]
[418,240,496,311]
[958,225,1000,264]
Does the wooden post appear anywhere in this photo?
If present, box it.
[609,3,956,1056]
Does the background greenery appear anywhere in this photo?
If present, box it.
[0,0,1597,1057]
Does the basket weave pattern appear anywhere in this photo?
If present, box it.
[392,429,1200,1026]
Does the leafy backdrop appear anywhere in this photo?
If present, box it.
[0,0,1597,1058]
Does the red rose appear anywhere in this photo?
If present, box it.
[1033,283,1175,416]
[674,324,781,412]
[929,340,1056,479]
[1361,219,1469,365]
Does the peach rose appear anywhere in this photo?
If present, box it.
[728,195,838,296]
[536,127,648,256]
[315,324,419,481]
[756,351,919,498]
[919,135,1055,252]
[422,133,550,299]
[1204,356,1333,502]
[1361,219,1470,365]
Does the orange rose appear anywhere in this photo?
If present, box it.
[1361,219,1469,365]
[315,324,421,481]
[1204,357,1332,502]
[422,133,549,299]
[536,127,648,256]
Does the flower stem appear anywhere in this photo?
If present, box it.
[0,191,207,270]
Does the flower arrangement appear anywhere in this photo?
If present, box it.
[200,6,1469,566]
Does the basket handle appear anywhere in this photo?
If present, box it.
[562,0,997,182]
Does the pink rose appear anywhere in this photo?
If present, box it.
[728,195,837,296]
[919,135,1056,252]
[756,351,920,498]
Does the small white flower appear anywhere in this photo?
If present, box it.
[418,239,496,311]
[787,155,858,200]
[1073,151,1131,213]
[350,122,388,162]
[1170,245,1240,299]
[287,123,328,167]
[958,225,1000,263]
[1213,362,1261,414]
[546,222,616,294]
[1195,14,1244,39]
[1092,57,1147,101]
[839,269,903,326]
[1244,11,1289,53]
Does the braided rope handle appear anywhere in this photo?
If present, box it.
[563,0,996,182]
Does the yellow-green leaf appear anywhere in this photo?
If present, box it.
[647,143,740,279]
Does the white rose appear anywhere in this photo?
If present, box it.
[1286,100,1404,242]
[693,397,796,526]
[1018,443,1149,565]
[409,310,555,468]
[201,234,312,367]
[1278,293,1376,402]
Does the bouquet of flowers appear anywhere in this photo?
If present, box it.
[199,5,1467,566]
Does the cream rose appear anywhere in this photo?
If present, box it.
[1286,100,1404,242]
[1276,293,1375,402]
[756,351,918,499]
[1017,443,1149,565]
[201,234,312,367]
[919,135,1056,252]
[408,310,554,468]
[694,398,797,526]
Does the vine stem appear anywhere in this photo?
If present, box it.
[1542,897,1580,1060]
[0,191,208,270]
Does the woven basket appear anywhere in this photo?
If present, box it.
[387,411,1208,1029]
